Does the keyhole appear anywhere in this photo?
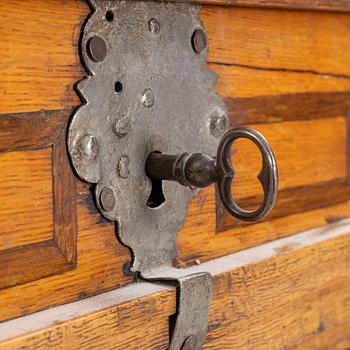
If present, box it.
[146,152,166,208]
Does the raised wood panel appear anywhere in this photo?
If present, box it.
[177,89,350,265]
[204,7,350,75]
[0,149,53,250]
[0,187,131,322]
[0,0,85,114]
[1,224,350,349]
[231,117,347,199]
[0,111,77,290]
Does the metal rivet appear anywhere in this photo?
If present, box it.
[113,115,131,138]
[100,187,116,212]
[141,88,155,108]
[210,113,228,138]
[191,29,207,54]
[118,156,130,178]
[77,134,99,160]
[87,36,107,62]
[149,18,160,34]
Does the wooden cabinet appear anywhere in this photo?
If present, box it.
[1,0,350,349]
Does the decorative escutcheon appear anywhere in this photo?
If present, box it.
[68,2,279,349]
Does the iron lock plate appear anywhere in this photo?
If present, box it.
[68,1,227,348]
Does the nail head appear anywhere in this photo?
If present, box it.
[118,156,130,178]
[87,36,107,62]
[149,18,160,34]
[210,113,228,138]
[142,88,155,108]
[113,116,131,137]
[77,134,99,161]
[100,187,116,212]
[192,29,207,54]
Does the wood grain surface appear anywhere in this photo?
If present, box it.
[1,0,350,323]
[0,187,132,321]
[3,3,350,114]
[0,149,53,250]
[173,0,350,12]
[1,222,350,349]
[0,110,78,290]
[0,0,84,114]
[205,7,350,75]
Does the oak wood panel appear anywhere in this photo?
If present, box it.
[212,64,350,98]
[175,0,350,12]
[3,3,350,114]
[0,149,53,250]
[0,241,72,291]
[223,91,350,124]
[0,188,132,321]
[230,117,347,199]
[1,224,350,349]
[220,179,350,230]
[1,0,350,322]
[178,196,350,265]
[204,7,350,75]
[0,108,78,290]
[2,189,350,322]
[177,88,350,265]
[0,0,85,114]
[0,110,68,152]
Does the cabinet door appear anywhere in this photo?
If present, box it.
[1,3,350,350]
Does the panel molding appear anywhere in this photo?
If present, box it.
[0,110,77,290]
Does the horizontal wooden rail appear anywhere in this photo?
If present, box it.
[2,219,350,349]
[169,0,350,12]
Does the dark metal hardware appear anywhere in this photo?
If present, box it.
[87,36,107,62]
[192,29,207,54]
[146,127,278,222]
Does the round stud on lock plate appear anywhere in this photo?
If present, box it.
[141,88,155,107]
[191,29,207,54]
[87,36,107,62]
[210,113,228,138]
[149,18,160,34]
[113,115,132,138]
[100,187,116,212]
[117,156,130,178]
[77,134,100,161]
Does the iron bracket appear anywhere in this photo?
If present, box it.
[68,1,227,348]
